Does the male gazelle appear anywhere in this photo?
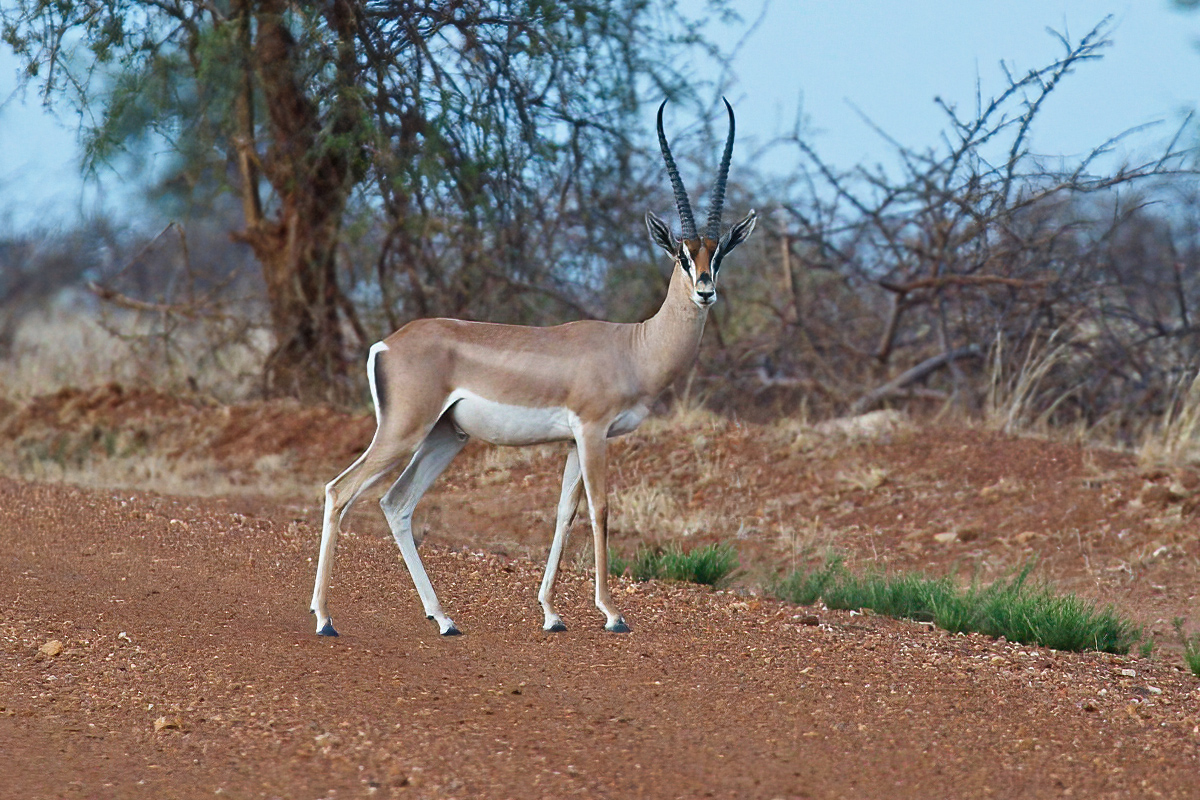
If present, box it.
[311,98,756,637]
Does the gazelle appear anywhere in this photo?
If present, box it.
[311,98,756,637]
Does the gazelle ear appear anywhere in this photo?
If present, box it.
[712,209,758,273]
[645,210,677,257]
[720,209,757,253]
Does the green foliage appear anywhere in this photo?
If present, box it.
[15,425,150,474]
[0,0,717,313]
[1139,638,1156,660]
[1173,618,1200,677]
[1,0,743,396]
[609,543,739,588]
[771,557,1143,655]
[769,553,845,606]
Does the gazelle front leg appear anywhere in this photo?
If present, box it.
[575,426,629,632]
[539,447,583,632]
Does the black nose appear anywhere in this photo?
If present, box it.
[696,289,715,303]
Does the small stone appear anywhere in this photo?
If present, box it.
[38,640,63,658]
[957,526,983,543]
[932,532,958,544]
[1140,484,1183,509]
[798,614,820,626]
[1120,668,1137,677]
[153,716,181,733]
[1147,686,1163,695]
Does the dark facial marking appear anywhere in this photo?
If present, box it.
[678,247,695,277]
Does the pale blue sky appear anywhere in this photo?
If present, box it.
[1,1,1197,232]
[669,0,1198,176]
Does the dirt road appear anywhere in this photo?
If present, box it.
[3,474,1199,799]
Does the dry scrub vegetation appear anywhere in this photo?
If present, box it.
[3,323,1200,668]
[1,17,1199,672]
[4,167,1200,665]
[5,14,1200,797]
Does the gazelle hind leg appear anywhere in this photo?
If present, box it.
[311,441,412,636]
[380,417,469,635]
[539,447,583,632]
[575,427,628,632]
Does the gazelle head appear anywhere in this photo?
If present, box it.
[646,97,758,309]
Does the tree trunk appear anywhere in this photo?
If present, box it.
[253,210,349,401]
[232,0,361,402]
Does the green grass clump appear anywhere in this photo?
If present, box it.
[609,543,739,587]
[771,554,846,606]
[771,558,1142,655]
[954,567,1140,653]
[1173,618,1200,677]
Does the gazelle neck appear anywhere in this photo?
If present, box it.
[635,264,709,396]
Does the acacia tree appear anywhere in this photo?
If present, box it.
[710,19,1195,426]
[2,0,707,400]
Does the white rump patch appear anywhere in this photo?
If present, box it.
[367,341,389,426]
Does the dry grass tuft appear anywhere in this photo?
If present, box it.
[835,465,890,493]
[985,330,1076,436]
[611,479,710,541]
[479,443,560,473]
[0,307,269,403]
[813,409,910,441]
[1139,373,1200,468]
[641,396,729,438]
[1,310,138,400]
[0,383,371,499]
[8,449,321,499]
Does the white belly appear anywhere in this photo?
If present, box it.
[443,391,650,446]
[447,391,575,446]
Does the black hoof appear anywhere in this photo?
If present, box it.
[317,621,339,637]
[441,625,462,637]
[546,621,568,633]
[606,619,631,633]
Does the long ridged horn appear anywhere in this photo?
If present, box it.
[704,97,736,241]
[657,99,697,242]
